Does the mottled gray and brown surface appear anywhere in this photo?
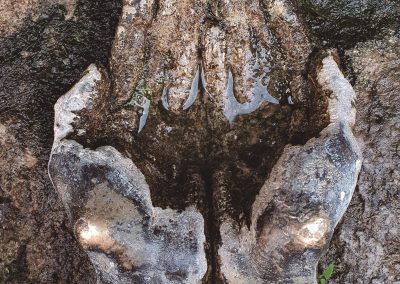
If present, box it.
[0,0,399,283]
[319,36,400,284]
[0,1,121,282]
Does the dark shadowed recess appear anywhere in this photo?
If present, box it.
[0,0,122,147]
[0,1,122,283]
[297,0,400,85]
[298,0,400,49]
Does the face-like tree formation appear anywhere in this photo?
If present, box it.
[48,1,362,283]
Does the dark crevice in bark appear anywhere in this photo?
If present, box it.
[151,0,161,20]
[202,165,220,283]
[297,0,400,49]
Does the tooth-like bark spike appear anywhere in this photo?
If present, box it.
[138,96,150,133]
[200,67,207,92]
[206,0,281,123]
[183,67,200,110]
[258,84,280,104]
[161,87,169,110]
[144,1,206,112]
[223,71,279,123]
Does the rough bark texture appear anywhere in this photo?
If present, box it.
[0,1,122,283]
[319,36,400,284]
[0,0,399,283]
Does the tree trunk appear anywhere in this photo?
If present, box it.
[0,0,399,283]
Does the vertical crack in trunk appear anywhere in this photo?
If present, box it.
[202,164,220,283]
